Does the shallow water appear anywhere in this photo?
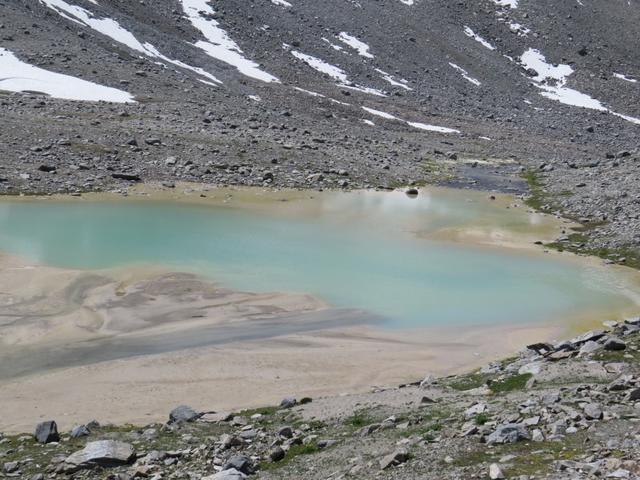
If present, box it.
[0,188,637,328]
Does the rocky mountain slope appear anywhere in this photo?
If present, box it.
[1,0,639,256]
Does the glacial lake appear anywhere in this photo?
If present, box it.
[0,187,638,329]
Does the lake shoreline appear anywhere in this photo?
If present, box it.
[1,184,640,433]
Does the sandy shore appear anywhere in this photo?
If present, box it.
[0,247,623,433]
[0,318,563,433]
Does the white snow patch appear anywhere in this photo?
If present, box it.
[291,51,347,82]
[492,0,518,8]
[375,68,412,90]
[181,0,278,83]
[463,26,495,50]
[322,38,344,51]
[406,122,460,133]
[520,49,573,83]
[0,47,134,102]
[613,73,637,83]
[294,87,325,97]
[520,48,640,124]
[248,95,261,101]
[399,0,415,4]
[290,49,385,96]
[362,119,375,126]
[362,106,459,133]
[508,22,530,36]
[293,87,350,105]
[39,0,222,84]
[40,0,152,54]
[340,84,387,97]
[329,98,351,106]
[479,136,492,141]
[449,63,481,86]
[338,32,374,58]
[271,0,291,6]
[362,106,398,120]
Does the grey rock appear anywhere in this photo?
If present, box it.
[583,403,603,420]
[70,425,91,438]
[604,337,626,351]
[269,446,285,462]
[280,397,297,408]
[277,426,293,438]
[34,421,59,444]
[317,439,337,449]
[579,340,602,355]
[65,440,135,469]
[169,405,202,423]
[489,463,505,479]
[223,455,254,475]
[219,434,243,450]
[486,423,530,444]
[379,448,409,470]
[3,462,19,473]
[203,469,247,480]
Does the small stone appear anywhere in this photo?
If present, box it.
[604,337,626,351]
[583,403,603,420]
[532,429,544,442]
[379,448,409,470]
[35,421,59,444]
[317,439,337,449]
[405,187,419,196]
[280,397,297,409]
[71,425,91,438]
[3,462,19,474]
[277,426,293,438]
[489,463,505,479]
[627,388,640,401]
[269,447,285,462]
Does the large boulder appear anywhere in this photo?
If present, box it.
[486,424,529,444]
[223,455,254,475]
[169,405,202,424]
[203,469,247,480]
[34,421,59,444]
[65,440,135,469]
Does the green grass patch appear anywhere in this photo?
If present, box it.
[236,406,280,417]
[521,170,549,210]
[453,437,586,477]
[490,373,532,393]
[474,413,490,425]
[344,410,376,429]
[260,443,322,471]
[446,372,492,391]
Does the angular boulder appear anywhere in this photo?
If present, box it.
[223,455,254,475]
[169,405,202,424]
[379,448,409,470]
[203,469,247,480]
[280,397,297,409]
[65,440,135,469]
[486,423,529,445]
[34,421,59,444]
[70,425,91,438]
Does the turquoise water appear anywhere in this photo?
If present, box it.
[0,190,636,328]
